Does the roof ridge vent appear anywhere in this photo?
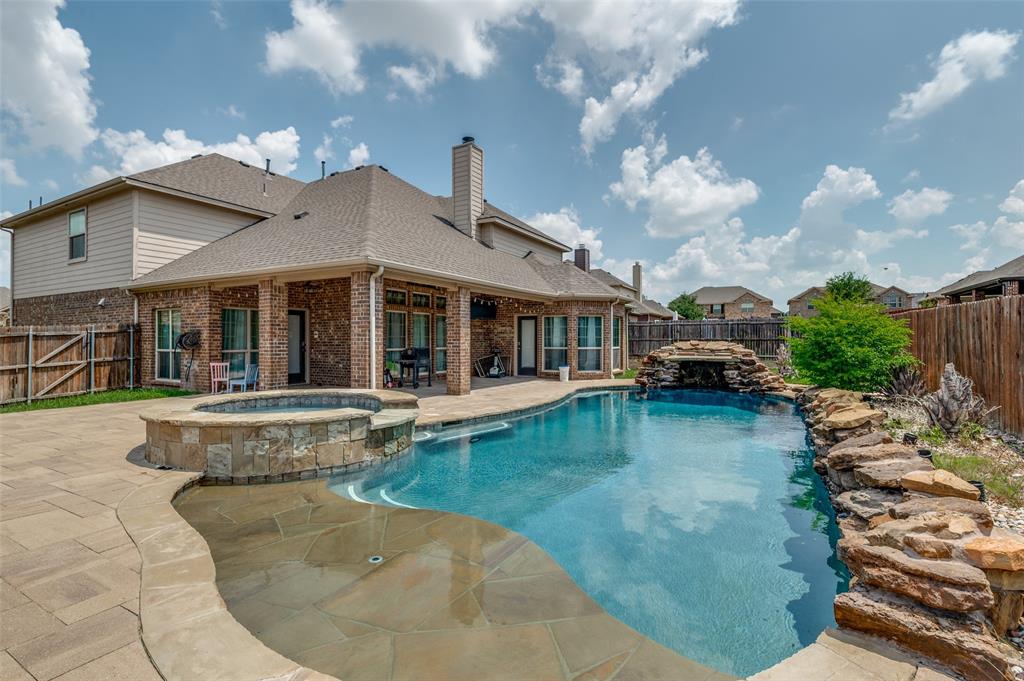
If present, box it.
[293,211,309,220]
[239,160,250,167]
[190,153,202,159]
[329,171,340,177]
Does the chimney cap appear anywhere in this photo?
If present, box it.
[461,136,475,144]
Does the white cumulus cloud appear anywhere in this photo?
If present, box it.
[314,134,334,163]
[347,142,370,169]
[887,187,953,224]
[0,159,27,187]
[889,29,1020,123]
[83,127,302,184]
[0,0,98,158]
[608,134,759,238]
[265,0,528,95]
[999,180,1024,215]
[330,115,354,128]
[525,206,603,259]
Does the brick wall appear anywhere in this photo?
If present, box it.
[13,287,135,326]
[350,271,384,389]
[287,278,351,387]
[137,286,213,392]
[446,286,471,395]
[708,293,775,319]
[258,279,288,390]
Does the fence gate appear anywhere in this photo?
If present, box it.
[0,325,137,405]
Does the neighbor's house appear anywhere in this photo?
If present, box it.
[786,282,912,318]
[587,261,675,322]
[692,286,778,319]
[936,254,1024,305]
[1,138,631,395]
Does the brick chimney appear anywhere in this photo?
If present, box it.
[632,261,643,301]
[573,245,590,272]
[452,136,483,239]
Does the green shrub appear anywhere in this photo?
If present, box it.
[668,292,704,320]
[917,425,947,446]
[957,421,985,445]
[824,271,875,302]
[787,294,915,391]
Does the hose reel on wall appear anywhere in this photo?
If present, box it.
[175,330,202,385]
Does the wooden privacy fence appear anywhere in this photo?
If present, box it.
[892,296,1024,437]
[629,319,789,360]
[0,325,138,405]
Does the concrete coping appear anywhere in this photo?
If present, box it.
[138,388,418,430]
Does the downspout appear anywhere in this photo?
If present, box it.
[368,266,384,389]
[1,227,13,324]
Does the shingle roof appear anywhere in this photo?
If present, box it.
[692,285,772,305]
[477,203,570,250]
[129,153,306,214]
[130,165,620,300]
[937,254,1024,296]
[628,298,674,319]
[588,268,636,291]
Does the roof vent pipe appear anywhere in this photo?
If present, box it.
[265,159,271,174]
[321,160,326,179]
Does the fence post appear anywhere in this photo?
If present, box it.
[89,325,96,394]
[26,327,33,404]
[129,325,135,390]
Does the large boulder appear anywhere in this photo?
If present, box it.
[888,496,994,532]
[822,405,885,431]
[835,489,903,521]
[901,469,981,501]
[843,544,993,612]
[965,533,1024,571]
[829,431,894,453]
[826,443,919,471]
[834,588,1015,681]
[854,458,933,489]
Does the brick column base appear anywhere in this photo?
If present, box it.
[446,286,471,395]
[258,279,288,390]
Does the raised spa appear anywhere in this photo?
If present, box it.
[140,389,417,481]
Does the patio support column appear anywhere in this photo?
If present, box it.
[349,271,384,389]
[605,303,614,379]
[258,278,288,390]
[970,289,987,302]
[446,286,471,395]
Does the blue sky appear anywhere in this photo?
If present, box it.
[1,0,1022,305]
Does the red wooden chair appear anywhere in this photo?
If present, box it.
[210,362,229,394]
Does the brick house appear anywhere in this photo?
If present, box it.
[935,254,1023,304]
[587,261,674,322]
[692,286,777,319]
[786,282,912,318]
[2,138,630,395]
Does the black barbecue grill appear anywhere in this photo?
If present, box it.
[397,347,431,388]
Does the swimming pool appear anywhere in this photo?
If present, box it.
[330,390,848,677]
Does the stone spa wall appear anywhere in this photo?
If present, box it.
[140,390,418,484]
[801,387,1024,681]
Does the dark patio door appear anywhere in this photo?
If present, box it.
[517,316,537,376]
[288,310,307,384]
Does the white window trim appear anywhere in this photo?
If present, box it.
[577,315,604,373]
[434,313,447,374]
[385,288,408,306]
[221,308,259,378]
[154,308,181,383]
[68,207,87,263]
[385,310,407,364]
[612,316,622,371]
[542,315,568,372]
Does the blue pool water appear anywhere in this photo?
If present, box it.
[329,390,848,677]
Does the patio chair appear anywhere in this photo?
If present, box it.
[228,364,259,392]
[210,362,229,394]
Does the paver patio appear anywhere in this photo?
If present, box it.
[0,381,956,680]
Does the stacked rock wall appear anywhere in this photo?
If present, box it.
[635,340,787,393]
[800,387,1024,681]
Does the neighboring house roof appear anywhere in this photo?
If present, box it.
[588,268,636,292]
[130,165,620,300]
[692,285,772,305]
[130,153,306,214]
[787,282,910,304]
[937,254,1024,296]
[0,153,307,228]
[628,298,674,319]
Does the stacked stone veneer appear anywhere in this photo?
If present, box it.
[800,387,1024,681]
[635,340,786,392]
[142,390,417,483]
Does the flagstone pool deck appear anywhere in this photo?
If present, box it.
[0,380,954,681]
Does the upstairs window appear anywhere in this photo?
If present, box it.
[740,302,754,313]
[711,304,723,314]
[883,293,901,309]
[68,209,86,261]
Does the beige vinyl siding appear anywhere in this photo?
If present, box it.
[13,192,134,298]
[135,192,256,276]
[479,224,563,263]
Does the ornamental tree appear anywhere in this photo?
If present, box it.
[668,292,704,319]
